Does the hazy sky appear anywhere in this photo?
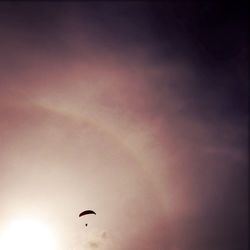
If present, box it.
[0,2,248,250]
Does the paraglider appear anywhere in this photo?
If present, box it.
[79,210,96,217]
[79,210,96,227]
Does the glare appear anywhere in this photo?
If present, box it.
[0,217,58,250]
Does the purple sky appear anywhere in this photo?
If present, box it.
[0,2,248,250]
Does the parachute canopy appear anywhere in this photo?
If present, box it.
[79,210,96,217]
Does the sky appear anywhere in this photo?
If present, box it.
[0,2,248,250]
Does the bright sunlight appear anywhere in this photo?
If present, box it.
[0,217,58,250]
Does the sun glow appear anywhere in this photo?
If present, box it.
[0,217,58,250]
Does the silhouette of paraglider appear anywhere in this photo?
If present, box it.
[79,210,96,217]
[79,210,96,227]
